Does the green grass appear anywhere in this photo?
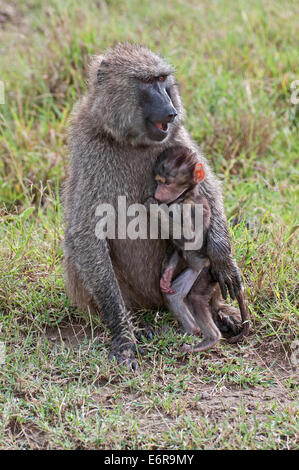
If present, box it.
[0,0,298,449]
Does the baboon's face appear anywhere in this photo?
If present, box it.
[138,75,177,142]
[89,45,182,145]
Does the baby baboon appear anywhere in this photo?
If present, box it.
[64,43,244,367]
[149,146,249,352]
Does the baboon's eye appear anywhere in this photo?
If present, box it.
[140,76,166,84]
[141,77,155,84]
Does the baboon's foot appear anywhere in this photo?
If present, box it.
[213,304,242,338]
[227,323,249,344]
[136,324,156,342]
[109,340,140,371]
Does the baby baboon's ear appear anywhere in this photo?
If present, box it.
[193,163,205,183]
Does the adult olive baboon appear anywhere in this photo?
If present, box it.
[64,43,243,368]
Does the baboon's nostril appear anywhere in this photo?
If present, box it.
[167,111,177,123]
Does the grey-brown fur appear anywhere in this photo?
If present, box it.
[63,43,242,367]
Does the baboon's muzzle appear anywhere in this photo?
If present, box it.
[143,83,177,141]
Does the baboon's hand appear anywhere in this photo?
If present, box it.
[210,257,242,301]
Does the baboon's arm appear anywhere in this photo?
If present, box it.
[66,231,138,366]
[205,196,242,301]
[173,129,242,300]
[227,290,250,343]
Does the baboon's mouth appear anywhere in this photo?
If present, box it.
[153,122,168,132]
[147,120,169,142]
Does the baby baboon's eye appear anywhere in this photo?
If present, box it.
[158,76,166,82]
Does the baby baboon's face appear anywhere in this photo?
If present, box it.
[153,146,205,204]
[153,147,195,203]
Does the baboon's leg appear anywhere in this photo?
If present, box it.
[64,257,97,313]
[163,256,210,335]
[163,268,201,335]
[182,267,221,352]
[182,298,221,353]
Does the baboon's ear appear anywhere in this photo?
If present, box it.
[97,60,109,84]
[193,163,205,183]
[88,55,109,89]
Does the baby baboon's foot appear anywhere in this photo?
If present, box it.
[177,324,201,336]
[109,341,140,371]
[160,268,175,294]
[181,332,221,353]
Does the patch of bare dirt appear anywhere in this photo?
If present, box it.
[45,324,104,347]
[7,417,49,450]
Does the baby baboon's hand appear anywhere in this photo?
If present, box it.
[210,257,242,301]
[144,196,158,209]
